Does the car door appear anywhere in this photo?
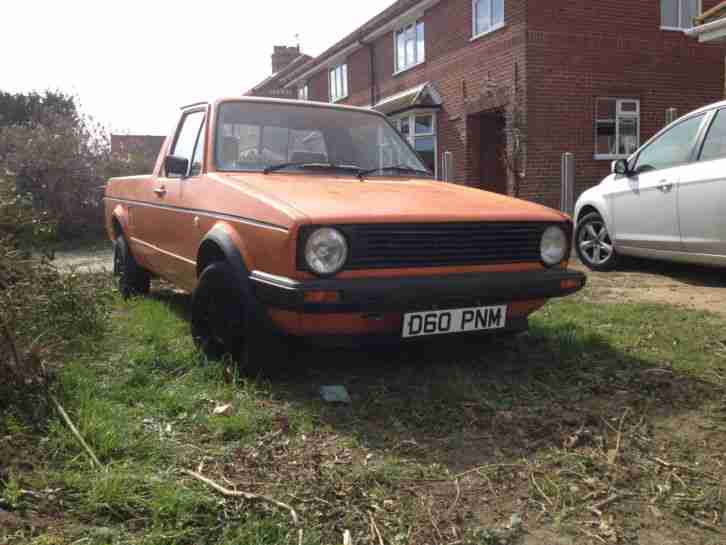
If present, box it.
[678,108,726,258]
[138,109,206,283]
[609,113,707,254]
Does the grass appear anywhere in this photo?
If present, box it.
[1,281,725,544]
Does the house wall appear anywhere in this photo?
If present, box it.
[526,0,726,208]
[289,0,725,209]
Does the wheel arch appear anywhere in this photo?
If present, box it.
[196,224,251,283]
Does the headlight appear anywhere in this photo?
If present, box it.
[540,225,568,266]
[304,228,348,275]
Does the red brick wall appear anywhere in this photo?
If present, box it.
[525,0,726,208]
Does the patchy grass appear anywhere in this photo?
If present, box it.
[1,284,725,544]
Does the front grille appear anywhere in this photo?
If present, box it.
[298,222,557,271]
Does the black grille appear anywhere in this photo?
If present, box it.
[298,222,558,271]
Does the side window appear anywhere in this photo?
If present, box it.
[169,111,205,177]
[633,114,705,173]
[699,110,726,162]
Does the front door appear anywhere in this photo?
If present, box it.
[136,109,206,283]
[610,113,706,253]
[479,112,506,194]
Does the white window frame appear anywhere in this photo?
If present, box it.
[298,83,309,101]
[393,110,438,179]
[660,0,702,31]
[471,0,505,40]
[394,20,425,75]
[594,98,641,160]
[328,63,348,103]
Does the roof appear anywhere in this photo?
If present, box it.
[373,82,442,114]
[214,96,388,116]
[696,1,726,25]
[245,53,312,95]
[279,0,440,88]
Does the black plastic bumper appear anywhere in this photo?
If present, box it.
[249,268,586,314]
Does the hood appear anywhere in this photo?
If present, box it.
[222,173,569,225]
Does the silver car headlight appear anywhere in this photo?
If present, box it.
[541,225,568,266]
[305,228,348,275]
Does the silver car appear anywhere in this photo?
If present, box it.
[574,100,726,271]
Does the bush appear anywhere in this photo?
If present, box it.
[0,91,119,397]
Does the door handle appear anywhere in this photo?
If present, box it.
[657,180,674,193]
[153,186,167,197]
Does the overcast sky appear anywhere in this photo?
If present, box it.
[2,0,393,135]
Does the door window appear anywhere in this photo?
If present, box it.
[169,111,205,177]
[633,114,705,173]
[698,110,726,162]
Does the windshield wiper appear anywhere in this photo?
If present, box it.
[263,162,361,175]
[358,165,432,180]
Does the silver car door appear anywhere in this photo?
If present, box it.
[679,108,726,257]
[610,113,706,253]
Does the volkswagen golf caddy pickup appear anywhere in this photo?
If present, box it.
[105,98,585,366]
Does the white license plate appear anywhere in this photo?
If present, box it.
[402,305,507,338]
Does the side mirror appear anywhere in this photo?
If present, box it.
[611,158,630,176]
[165,155,189,177]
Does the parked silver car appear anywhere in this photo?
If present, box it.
[574,100,726,271]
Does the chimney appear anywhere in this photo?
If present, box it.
[271,45,300,74]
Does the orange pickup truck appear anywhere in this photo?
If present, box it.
[105,97,585,367]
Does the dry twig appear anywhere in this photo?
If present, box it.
[51,395,103,470]
[182,469,299,525]
[368,511,384,545]
[682,512,723,534]
[588,493,633,516]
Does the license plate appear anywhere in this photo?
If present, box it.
[402,305,507,338]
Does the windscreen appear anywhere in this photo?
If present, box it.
[215,101,430,177]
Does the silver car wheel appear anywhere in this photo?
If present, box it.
[578,218,613,267]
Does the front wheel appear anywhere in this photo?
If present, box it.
[575,212,617,271]
[191,261,291,376]
[192,262,246,362]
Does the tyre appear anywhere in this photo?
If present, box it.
[113,236,150,298]
[191,261,291,376]
[575,211,618,271]
[192,262,246,362]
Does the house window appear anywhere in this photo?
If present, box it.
[472,0,504,38]
[661,0,700,30]
[329,64,348,103]
[395,21,425,73]
[298,84,309,101]
[395,111,437,177]
[595,98,640,159]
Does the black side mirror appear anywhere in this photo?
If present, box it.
[611,158,630,176]
[165,155,189,177]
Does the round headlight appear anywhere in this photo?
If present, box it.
[305,228,348,275]
[540,226,568,266]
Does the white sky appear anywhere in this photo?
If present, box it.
[1,0,394,135]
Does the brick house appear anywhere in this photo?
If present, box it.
[248,0,724,209]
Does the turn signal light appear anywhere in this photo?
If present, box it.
[303,290,341,303]
[560,279,581,290]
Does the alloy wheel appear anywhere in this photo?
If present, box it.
[578,218,613,267]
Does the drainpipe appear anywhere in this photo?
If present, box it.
[365,40,376,108]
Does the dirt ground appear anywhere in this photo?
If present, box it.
[572,258,726,315]
[55,245,726,313]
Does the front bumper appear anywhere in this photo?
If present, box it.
[249,268,586,314]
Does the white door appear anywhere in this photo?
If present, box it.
[678,108,726,257]
[610,113,707,253]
